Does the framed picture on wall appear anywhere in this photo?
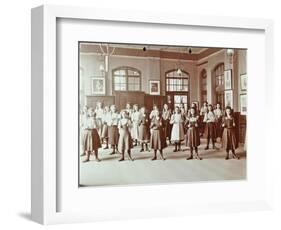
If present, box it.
[240,74,247,91]
[240,94,247,115]
[149,80,160,95]
[91,77,106,95]
[224,69,232,90]
[224,90,233,108]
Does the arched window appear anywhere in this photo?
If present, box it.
[165,69,190,109]
[200,69,207,105]
[213,63,225,107]
[113,66,141,91]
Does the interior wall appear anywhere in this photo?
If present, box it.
[80,49,245,112]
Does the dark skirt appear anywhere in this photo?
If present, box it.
[150,129,167,150]
[215,118,223,139]
[186,127,200,147]
[101,124,108,138]
[199,115,205,135]
[118,128,133,153]
[205,122,216,139]
[222,128,238,150]
[108,126,119,145]
[162,119,172,140]
[138,124,150,142]
[83,129,101,152]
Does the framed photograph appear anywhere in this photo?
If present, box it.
[240,74,247,91]
[91,77,105,95]
[149,80,160,95]
[240,94,247,115]
[31,5,274,225]
[224,69,232,90]
[224,90,233,108]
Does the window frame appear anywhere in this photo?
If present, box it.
[112,66,141,92]
[213,63,225,106]
[165,69,190,93]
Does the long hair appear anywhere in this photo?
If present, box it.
[189,107,198,118]
[224,106,233,117]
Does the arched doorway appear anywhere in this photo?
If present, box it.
[212,63,225,107]
[165,69,190,110]
[200,69,207,106]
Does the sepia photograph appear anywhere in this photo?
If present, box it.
[79,42,247,187]
[149,80,160,95]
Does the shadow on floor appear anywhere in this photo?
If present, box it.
[18,212,32,221]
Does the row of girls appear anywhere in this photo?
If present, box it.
[80,101,239,162]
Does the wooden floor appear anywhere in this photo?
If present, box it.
[79,139,246,187]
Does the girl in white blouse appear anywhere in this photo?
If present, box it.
[170,106,185,152]
[203,104,217,150]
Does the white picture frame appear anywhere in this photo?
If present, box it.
[31,5,274,225]
[149,80,160,95]
[91,77,106,95]
[224,69,232,90]
[240,94,247,115]
[224,90,233,108]
[240,73,247,91]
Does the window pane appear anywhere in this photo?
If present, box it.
[182,85,188,91]
[128,84,134,91]
[119,70,126,75]
[128,77,134,84]
[174,95,181,103]
[120,84,126,90]
[115,76,126,83]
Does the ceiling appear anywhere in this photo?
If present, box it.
[83,43,207,54]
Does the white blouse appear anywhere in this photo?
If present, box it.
[95,108,104,120]
[107,112,120,126]
[131,111,140,123]
[214,108,223,119]
[170,113,183,124]
[204,112,216,123]
[85,116,98,129]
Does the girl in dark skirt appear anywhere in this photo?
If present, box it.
[162,103,172,144]
[203,104,217,150]
[138,107,150,152]
[101,105,110,149]
[118,110,134,161]
[186,107,202,160]
[82,108,102,162]
[107,105,120,155]
[150,110,167,160]
[222,106,239,160]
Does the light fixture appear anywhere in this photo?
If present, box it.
[226,48,234,64]
[176,68,182,75]
[226,48,234,56]
[99,64,105,72]
[99,44,115,72]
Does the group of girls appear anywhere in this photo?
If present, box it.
[80,101,239,162]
